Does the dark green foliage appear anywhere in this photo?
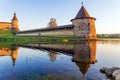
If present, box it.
[97,34,120,38]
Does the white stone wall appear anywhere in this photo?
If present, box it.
[41,29,74,36]
[16,32,40,36]
[17,18,96,39]
[17,29,74,36]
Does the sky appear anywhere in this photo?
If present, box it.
[0,0,120,34]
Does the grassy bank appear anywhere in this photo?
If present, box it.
[2,30,119,44]
[0,30,81,44]
[0,30,14,37]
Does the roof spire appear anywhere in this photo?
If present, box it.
[14,12,16,16]
[12,12,18,21]
[75,5,90,19]
[81,2,83,6]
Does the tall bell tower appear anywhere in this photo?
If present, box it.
[71,3,96,39]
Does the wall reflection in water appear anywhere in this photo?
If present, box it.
[0,42,97,79]
[0,46,19,67]
[20,41,97,77]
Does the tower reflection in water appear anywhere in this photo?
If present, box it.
[0,46,18,67]
[73,41,97,78]
[0,41,96,79]
[39,41,97,78]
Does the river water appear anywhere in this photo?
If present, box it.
[0,41,120,80]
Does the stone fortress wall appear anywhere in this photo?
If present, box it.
[17,28,74,36]
[0,13,19,31]
[16,5,96,39]
[40,29,74,36]
[0,22,12,30]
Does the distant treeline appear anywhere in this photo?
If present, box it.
[97,34,120,38]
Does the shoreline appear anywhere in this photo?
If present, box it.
[97,38,120,41]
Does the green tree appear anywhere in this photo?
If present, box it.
[48,18,57,28]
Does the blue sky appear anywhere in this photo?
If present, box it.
[0,0,120,34]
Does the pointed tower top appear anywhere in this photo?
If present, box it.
[75,62,90,75]
[12,12,18,21]
[11,50,18,67]
[71,4,96,21]
[75,5,90,19]
[81,2,83,6]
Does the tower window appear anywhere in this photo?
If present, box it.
[88,23,90,26]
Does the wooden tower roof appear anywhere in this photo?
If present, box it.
[71,5,96,21]
[75,5,90,19]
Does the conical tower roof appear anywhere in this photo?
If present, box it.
[71,5,96,21]
[12,12,18,21]
[75,5,90,19]
[75,62,90,75]
[11,50,18,67]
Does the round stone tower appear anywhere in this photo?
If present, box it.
[71,4,96,39]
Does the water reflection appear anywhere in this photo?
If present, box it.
[97,40,120,45]
[0,46,18,67]
[48,52,57,62]
[75,62,90,79]
[19,41,97,78]
[72,41,96,79]
[73,41,96,63]
[0,42,100,80]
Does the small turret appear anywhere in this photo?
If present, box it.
[12,12,18,21]
[11,12,19,31]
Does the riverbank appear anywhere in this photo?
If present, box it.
[97,38,120,41]
[0,30,120,44]
[0,37,120,79]
[1,37,120,44]
[0,30,95,44]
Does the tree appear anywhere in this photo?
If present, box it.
[48,18,57,28]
